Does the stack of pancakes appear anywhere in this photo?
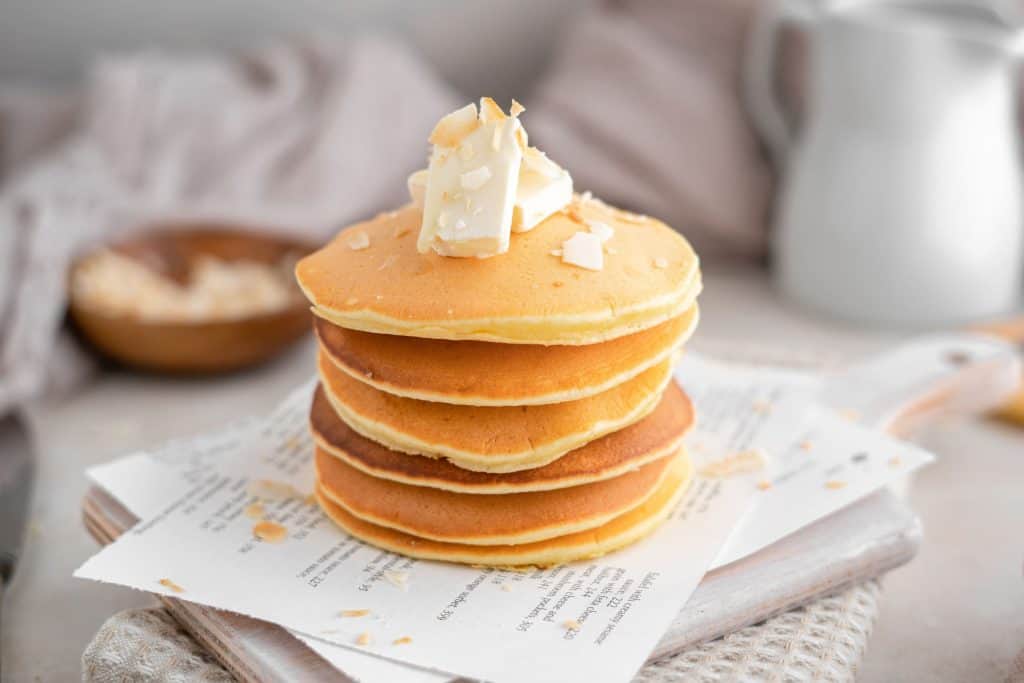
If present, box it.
[295,199,702,567]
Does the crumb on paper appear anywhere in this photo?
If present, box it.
[838,409,861,422]
[752,400,772,415]
[799,440,814,451]
[500,583,513,592]
[383,570,409,590]
[347,231,370,250]
[355,632,372,646]
[340,609,371,618]
[158,578,185,593]
[756,480,773,491]
[243,502,265,520]
[253,520,288,543]
[393,636,413,646]
[563,619,581,631]
[247,479,301,502]
[699,448,768,478]
[825,480,847,490]
[888,456,902,468]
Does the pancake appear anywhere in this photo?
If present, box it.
[310,381,694,493]
[315,305,698,406]
[315,446,674,546]
[316,452,692,567]
[318,350,674,473]
[295,200,701,345]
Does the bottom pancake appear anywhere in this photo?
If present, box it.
[315,452,693,567]
[315,447,674,545]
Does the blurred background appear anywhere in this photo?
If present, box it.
[0,0,593,100]
[1,0,1023,681]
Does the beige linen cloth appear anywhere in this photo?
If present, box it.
[0,0,774,417]
[82,579,882,682]
[0,35,460,415]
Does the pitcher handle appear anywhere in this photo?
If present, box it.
[1009,29,1024,56]
[743,0,816,168]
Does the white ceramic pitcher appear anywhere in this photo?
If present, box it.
[746,0,1024,326]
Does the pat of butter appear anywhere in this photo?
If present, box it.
[513,147,573,233]
[418,101,524,258]
[408,169,428,209]
[410,149,573,233]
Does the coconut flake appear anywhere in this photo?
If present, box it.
[586,220,614,243]
[478,97,507,123]
[347,231,370,251]
[561,231,604,271]
[428,103,480,147]
[460,166,492,191]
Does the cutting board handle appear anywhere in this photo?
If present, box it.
[819,333,1020,434]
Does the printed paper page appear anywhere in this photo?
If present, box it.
[88,386,451,683]
[82,344,954,682]
[81,380,755,683]
[671,354,934,567]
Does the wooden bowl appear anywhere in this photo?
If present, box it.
[68,226,319,375]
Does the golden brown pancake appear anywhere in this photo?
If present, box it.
[315,446,673,545]
[310,382,694,493]
[316,452,692,567]
[315,306,698,406]
[296,201,701,345]
[318,350,674,472]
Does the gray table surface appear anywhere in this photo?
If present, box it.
[3,263,1022,682]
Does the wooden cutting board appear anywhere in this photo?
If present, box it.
[81,334,1019,682]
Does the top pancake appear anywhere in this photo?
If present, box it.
[315,306,698,406]
[295,200,701,345]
